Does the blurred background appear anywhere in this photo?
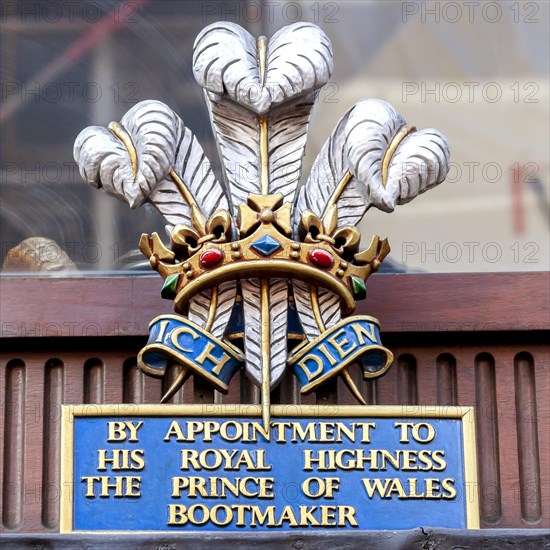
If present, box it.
[1,0,548,274]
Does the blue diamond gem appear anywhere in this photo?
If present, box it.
[251,235,281,256]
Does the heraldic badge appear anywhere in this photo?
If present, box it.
[74,22,450,427]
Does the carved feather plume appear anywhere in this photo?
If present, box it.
[74,100,237,341]
[241,278,289,385]
[74,100,178,208]
[193,22,333,387]
[293,98,450,342]
[295,99,450,225]
[148,118,227,234]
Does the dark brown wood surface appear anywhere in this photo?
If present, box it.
[1,272,548,337]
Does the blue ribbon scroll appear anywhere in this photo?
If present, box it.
[288,316,394,393]
[138,315,244,393]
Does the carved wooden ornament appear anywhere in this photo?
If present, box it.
[74,22,450,426]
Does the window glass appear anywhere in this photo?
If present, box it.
[1,1,548,274]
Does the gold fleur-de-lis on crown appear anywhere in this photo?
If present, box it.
[299,205,360,260]
[170,206,232,258]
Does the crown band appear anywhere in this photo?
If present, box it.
[174,259,357,315]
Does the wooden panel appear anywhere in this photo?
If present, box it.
[2,359,25,530]
[514,353,542,524]
[83,359,103,404]
[1,273,548,337]
[436,354,458,406]
[42,359,64,530]
[364,273,549,333]
[474,353,502,525]
[396,354,418,405]
[1,336,548,532]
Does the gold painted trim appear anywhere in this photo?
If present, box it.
[381,124,416,187]
[174,261,357,315]
[204,286,218,332]
[60,404,479,533]
[322,171,353,217]
[257,35,267,86]
[61,403,475,418]
[287,332,306,341]
[462,407,480,528]
[108,121,138,181]
[59,406,74,534]
[289,339,309,355]
[341,368,367,405]
[259,115,269,194]
[310,286,326,332]
[260,278,271,428]
[169,168,206,234]
[255,34,273,426]
[169,168,195,208]
[257,35,269,195]
[160,367,190,404]
[225,332,244,341]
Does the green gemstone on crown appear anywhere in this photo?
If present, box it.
[350,275,367,300]
[161,273,180,300]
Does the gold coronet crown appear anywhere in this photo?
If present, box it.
[139,193,390,315]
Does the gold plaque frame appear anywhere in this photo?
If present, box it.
[60,404,479,533]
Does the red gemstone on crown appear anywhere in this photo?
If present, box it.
[308,248,334,268]
[200,248,224,268]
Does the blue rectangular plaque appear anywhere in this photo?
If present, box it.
[60,405,479,532]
